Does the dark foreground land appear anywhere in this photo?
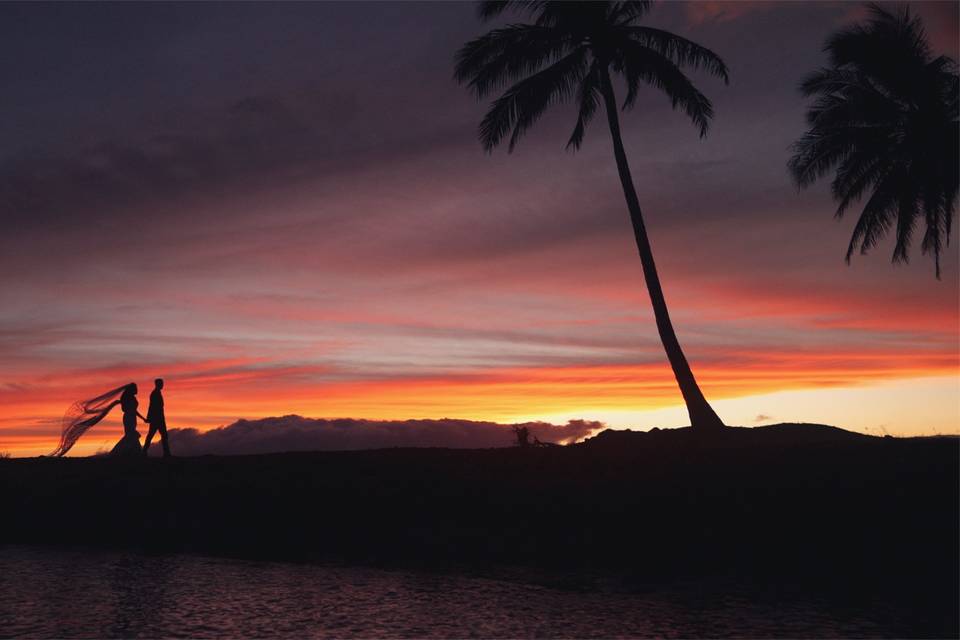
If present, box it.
[3,423,957,636]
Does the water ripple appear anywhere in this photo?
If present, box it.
[0,546,901,638]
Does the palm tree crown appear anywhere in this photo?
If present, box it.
[789,3,959,278]
[455,1,729,152]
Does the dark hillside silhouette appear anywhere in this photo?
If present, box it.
[455,1,729,431]
[789,3,959,278]
[2,424,956,637]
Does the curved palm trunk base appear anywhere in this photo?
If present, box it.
[600,70,726,431]
[685,396,726,431]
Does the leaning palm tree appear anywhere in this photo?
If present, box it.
[455,1,729,430]
[789,3,959,278]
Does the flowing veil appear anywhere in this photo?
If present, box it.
[49,385,127,457]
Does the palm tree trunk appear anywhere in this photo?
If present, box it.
[599,68,725,431]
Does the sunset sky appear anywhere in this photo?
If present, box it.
[1,1,957,456]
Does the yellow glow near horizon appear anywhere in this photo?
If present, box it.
[514,375,960,437]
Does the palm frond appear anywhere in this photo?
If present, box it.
[846,167,901,262]
[831,150,887,218]
[826,3,932,103]
[478,48,588,152]
[799,67,892,109]
[789,125,887,189]
[566,60,603,150]
[788,131,851,189]
[609,1,654,25]
[922,193,953,278]
[615,40,714,137]
[892,189,920,263]
[455,24,573,98]
[621,26,729,83]
[828,3,930,67]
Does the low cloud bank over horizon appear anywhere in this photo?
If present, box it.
[157,416,604,456]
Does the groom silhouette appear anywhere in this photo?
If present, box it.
[143,378,172,457]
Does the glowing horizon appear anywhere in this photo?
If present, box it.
[0,1,957,457]
[3,363,957,456]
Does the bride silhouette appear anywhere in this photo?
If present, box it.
[112,383,147,456]
[50,383,148,457]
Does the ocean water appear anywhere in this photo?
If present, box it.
[0,545,902,638]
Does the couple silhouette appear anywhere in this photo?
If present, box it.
[111,379,171,457]
[49,378,174,458]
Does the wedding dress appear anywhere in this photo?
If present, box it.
[50,385,141,457]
